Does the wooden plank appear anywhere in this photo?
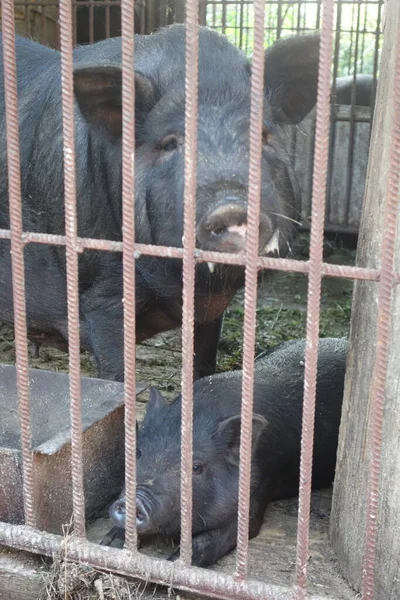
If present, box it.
[293,111,315,225]
[330,1,400,598]
[0,548,46,600]
[287,105,372,231]
[348,120,371,226]
[328,119,350,225]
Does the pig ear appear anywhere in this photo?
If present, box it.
[147,387,168,413]
[264,34,320,124]
[73,66,156,139]
[217,413,268,467]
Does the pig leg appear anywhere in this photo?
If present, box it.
[101,526,125,548]
[85,312,125,381]
[80,295,125,381]
[169,488,269,567]
[193,315,223,380]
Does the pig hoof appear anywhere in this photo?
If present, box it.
[167,548,180,562]
[101,526,125,548]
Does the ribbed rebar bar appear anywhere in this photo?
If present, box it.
[179,0,199,566]
[1,0,35,528]
[295,0,334,596]
[59,0,86,537]
[235,0,265,579]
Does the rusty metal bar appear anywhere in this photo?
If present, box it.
[0,523,340,600]
[344,0,362,227]
[295,0,334,597]
[235,0,265,580]
[1,227,399,283]
[1,0,35,528]
[59,0,86,537]
[179,0,199,566]
[89,3,94,44]
[120,0,137,551]
[105,5,111,39]
[361,9,400,599]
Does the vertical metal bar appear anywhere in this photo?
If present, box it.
[235,0,265,580]
[325,0,342,224]
[238,0,244,49]
[316,0,322,30]
[73,4,78,47]
[343,0,362,227]
[244,3,250,54]
[41,6,46,44]
[362,10,400,598]
[25,3,30,37]
[277,0,283,39]
[360,2,367,73]
[199,0,207,27]
[371,0,383,119]
[296,0,302,35]
[105,4,111,38]
[59,0,86,537]
[89,1,94,44]
[121,0,138,551]
[147,0,155,35]
[140,2,146,34]
[294,0,334,597]
[179,0,199,566]
[1,0,35,528]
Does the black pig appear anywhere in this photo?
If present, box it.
[334,74,374,107]
[0,27,319,380]
[108,337,348,566]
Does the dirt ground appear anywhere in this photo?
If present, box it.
[0,234,355,394]
[0,235,358,599]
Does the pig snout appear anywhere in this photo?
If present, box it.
[135,493,152,531]
[109,497,126,528]
[109,492,153,533]
[196,200,271,254]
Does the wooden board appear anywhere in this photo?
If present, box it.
[330,1,400,597]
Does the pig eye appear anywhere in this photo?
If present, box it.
[262,127,274,149]
[160,134,178,152]
[136,449,142,459]
[193,462,205,475]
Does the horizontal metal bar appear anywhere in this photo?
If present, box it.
[1,227,398,283]
[0,523,339,600]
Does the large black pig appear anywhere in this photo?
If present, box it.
[0,27,319,380]
[108,337,348,566]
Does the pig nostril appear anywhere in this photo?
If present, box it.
[211,224,227,236]
[136,506,147,525]
[136,497,149,526]
[115,501,125,515]
[109,498,127,528]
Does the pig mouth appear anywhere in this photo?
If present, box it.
[261,228,280,257]
[204,227,281,274]
[197,201,271,257]
[135,490,157,534]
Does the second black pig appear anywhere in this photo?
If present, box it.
[334,73,374,107]
[108,337,348,566]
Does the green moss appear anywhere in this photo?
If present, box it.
[217,299,352,373]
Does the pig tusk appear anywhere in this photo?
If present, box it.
[265,230,280,256]
[207,262,216,273]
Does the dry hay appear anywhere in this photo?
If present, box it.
[39,523,186,600]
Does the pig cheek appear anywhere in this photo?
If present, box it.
[198,470,239,531]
